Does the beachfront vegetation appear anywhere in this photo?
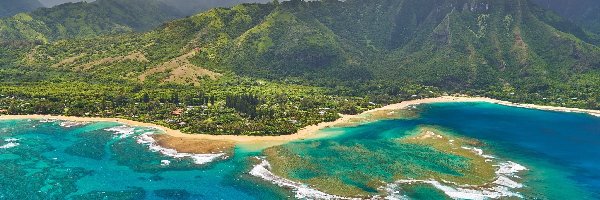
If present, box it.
[1,0,600,135]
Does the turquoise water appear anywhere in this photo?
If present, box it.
[0,102,599,199]
[0,120,289,200]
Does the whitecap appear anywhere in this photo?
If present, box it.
[59,121,89,128]
[0,138,19,149]
[493,176,523,188]
[461,146,495,159]
[495,161,527,176]
[0,142,19,149]
[39,119,58,123]
[104,125,136,139]
[160,160,171,166]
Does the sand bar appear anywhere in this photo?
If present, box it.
[1,96,599,148]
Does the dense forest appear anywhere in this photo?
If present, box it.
[1,0,599,136]
[530,0,600,36]
[0,0,271,42]
[0,0,44,17]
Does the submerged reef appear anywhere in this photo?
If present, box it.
[260,126,526,198]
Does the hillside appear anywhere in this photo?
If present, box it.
[38,0,91,7]
[1,0,599,136]
[0,0,182,42]
[0,0,44,18]
[159,0,272,14]
[22,0,599,99]
[0,0,276,43]
[531,0,600,35]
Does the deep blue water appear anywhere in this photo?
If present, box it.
[0,102,599,199]
[416,102,600,199]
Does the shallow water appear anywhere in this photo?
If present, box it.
[0,102,599,199]
[0,120,289,200]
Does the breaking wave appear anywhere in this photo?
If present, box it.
[136,133,226,165]
[249,157,354,200]
[0,138,19,149]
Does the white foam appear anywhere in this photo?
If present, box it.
[461,146,495,159]
[104,125,136,139]
[160,160,171,166]
[136,133,226,165]
[249,157,354,200]
[59,121,89,128]
[39,119,58,123]
[493,176,523,188]
[495,161,527,176]
[0,138,19,149]
[0,142,19,149]
[392,179,522,200]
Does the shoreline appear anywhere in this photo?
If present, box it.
[1,96,599,147]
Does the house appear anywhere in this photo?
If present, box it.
[171,108,184,115]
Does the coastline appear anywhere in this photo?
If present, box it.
[1,96,599,147]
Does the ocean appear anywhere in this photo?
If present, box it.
[0,102,598,199]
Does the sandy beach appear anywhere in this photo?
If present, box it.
[1,96,599,149]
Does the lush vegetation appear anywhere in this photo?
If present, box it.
[0,64,416,135]
[531,0,600,36]
[0,0,43,18]
[1,0,599,136]
[0,0,276,43]
[0,0,184,43]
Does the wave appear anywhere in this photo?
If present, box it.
[104,125,136,139]
[39,119,58,123]
[0,138,19,149]
[461,146,496,159]
[389,158,527,200]
[136,133,226,165]
[103,124,226,165]
[249,157,355,200]
[59,121,89,128]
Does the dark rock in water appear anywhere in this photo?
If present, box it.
[149,175,165,181]
[154,189,191,200]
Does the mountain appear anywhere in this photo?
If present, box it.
[159,0,272,14]
[0,0,182,42]
[13,0,599,104]
[0,0,271,43]
[0,0,44,17]
[530,0,600,35]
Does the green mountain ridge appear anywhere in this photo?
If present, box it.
[531,0,600,35]
[14,0,600,98]
[0,0,44,18]
[0,0,183,42]
[0,0,272,43]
